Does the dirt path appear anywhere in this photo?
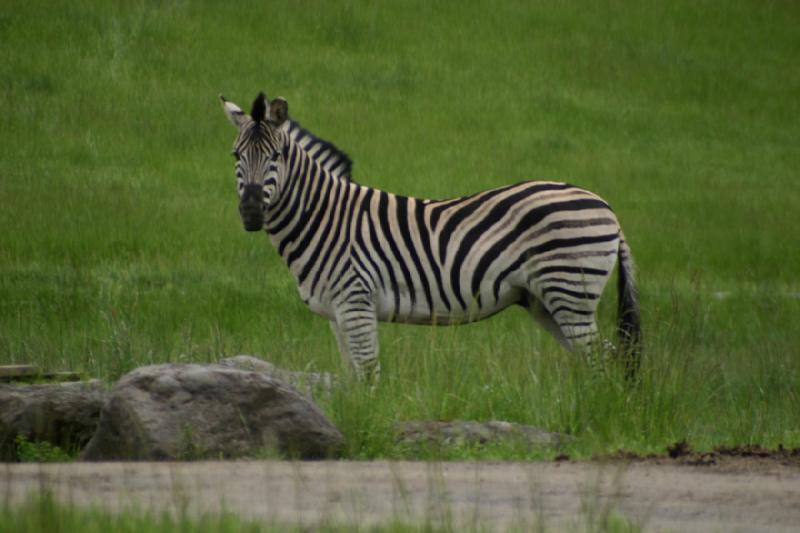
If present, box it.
[3,460,800,531]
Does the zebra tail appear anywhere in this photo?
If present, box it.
[617,232,641,378]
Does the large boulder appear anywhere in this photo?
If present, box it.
[0,380,106,461]
[80,363,344,461]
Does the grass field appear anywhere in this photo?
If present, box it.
[0,489,642,533]
[1,0,799,460]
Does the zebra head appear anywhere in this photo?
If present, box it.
[220,92,290,232]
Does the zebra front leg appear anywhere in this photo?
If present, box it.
[329,320,351,369]
[331,302,380,382]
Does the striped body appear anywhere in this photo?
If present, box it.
[270,168,620,326]
[221,93,640,381]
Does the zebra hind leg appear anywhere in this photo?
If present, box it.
[553,308,620,377]
[331,302,380,383]
[524,294,572,350]
[525,293,610,374]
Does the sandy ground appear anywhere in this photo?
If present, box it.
[2,459,800,531]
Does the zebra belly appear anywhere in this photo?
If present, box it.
[374,285,523,325]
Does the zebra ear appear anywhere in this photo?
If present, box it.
[219,94,248,128]
[269,97,289,127]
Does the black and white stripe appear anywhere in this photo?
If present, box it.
[221,93,641,380]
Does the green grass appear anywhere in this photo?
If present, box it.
[0,489,642,533]
[0,490,395,533]
[2,0,799,460]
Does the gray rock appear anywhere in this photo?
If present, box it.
[0,380,106,461]
[395,420,570,450]
[218,355,336,399]
[80,363,344,461]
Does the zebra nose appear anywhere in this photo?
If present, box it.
[240,183,263,204]
[239,184,264,232]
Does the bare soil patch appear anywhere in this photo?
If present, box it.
[587,442,800,472]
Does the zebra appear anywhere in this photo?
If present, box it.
[220,92,641,381]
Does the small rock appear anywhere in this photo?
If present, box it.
[0,380,106,461]
[395,420,570,450]
[80,363,344,461]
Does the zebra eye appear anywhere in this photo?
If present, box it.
[232,151,240,161]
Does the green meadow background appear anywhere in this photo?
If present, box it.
[1,0,798,458]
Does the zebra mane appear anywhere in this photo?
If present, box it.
[251,92,267,123]
[287,119,354,182]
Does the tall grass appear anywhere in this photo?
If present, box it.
[0,489,642,532]
[1,0,799,457]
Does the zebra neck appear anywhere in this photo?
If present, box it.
[286,120,353,181]
[265,144,359,283]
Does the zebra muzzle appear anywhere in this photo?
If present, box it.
[239,184,265,232]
